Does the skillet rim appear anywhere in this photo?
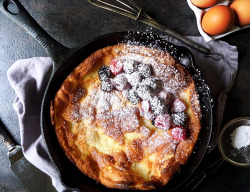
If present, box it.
[40,31,213,192]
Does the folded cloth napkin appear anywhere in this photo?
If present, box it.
[7,36,238,191]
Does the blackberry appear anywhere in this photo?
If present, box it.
[101,79,114,92]
[150,96,167,115]
[138,64,152,78]
[128,88,140,105]
[137,84,153,100]
[123,60,138,74]
[142,77,163,92]
[126,71,142,87]
[157,91,173,106]
[98,66,111,81]
[172,112,188,126]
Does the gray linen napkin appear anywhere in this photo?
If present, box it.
[7,36,238,191]
[7,57,66,191]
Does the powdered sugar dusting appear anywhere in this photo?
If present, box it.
[52,35,207,188]
[117,44,190,95]
[67,42,200,156]
[145,131,177,154]
[70,84,140,143]
[97,107,140,143]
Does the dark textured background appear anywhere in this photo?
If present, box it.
[0,0,250,191]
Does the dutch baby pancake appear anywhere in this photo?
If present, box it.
[50,43,201,190]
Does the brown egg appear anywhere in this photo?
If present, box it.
[201,5,235,35]
[230,0,250,27]
[191,0,218,8]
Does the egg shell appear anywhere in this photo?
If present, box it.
[230,0,250,27]
[191,0,219,8]
[201,5,235,36]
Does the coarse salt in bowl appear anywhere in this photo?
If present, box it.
[218,117,250,167]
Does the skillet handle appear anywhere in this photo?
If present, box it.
[184,158,224,191]
[0,0,71,68]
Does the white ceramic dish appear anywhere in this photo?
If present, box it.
[187,0,250,42]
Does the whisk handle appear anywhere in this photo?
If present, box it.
[164,28,210,55]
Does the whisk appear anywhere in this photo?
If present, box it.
[87,0,211,55]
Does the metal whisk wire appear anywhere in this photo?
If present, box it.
[87,0,167,31]
[87,0,222,57]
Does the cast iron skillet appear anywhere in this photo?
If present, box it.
[0,0,213,191]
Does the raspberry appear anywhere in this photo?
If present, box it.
[154,113,172,131]
[150,96,167,115]
[98,66,111,81]
[171,98,186,113]
[138,64,152,78]
[101,79,114,92]
[113,73,128,91]
[110,59,123,75]
[171,126,187,141]
[172,112,188,126]
[123,60,138,74]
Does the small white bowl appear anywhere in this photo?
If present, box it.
[187,0,250,42]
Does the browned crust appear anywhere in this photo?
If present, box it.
[50,44,201,190]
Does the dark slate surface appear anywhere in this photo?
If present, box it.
[0,0,250,192]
